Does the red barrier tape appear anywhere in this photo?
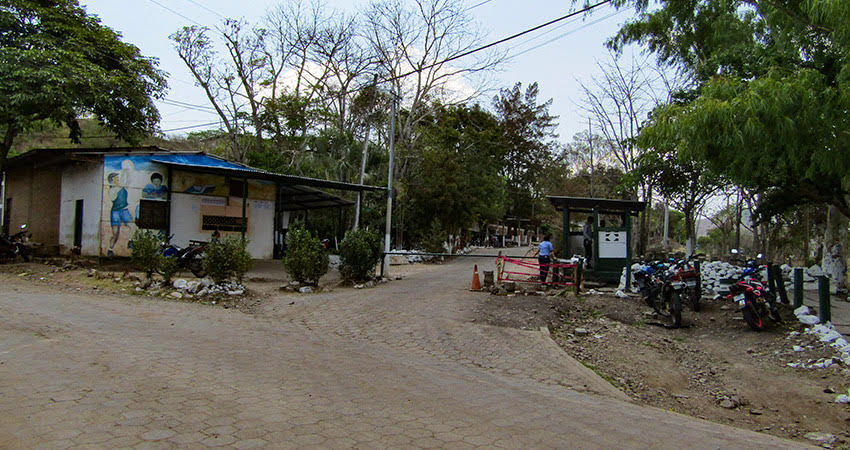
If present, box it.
[496,255,578,286]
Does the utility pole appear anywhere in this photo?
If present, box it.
[353,125,370,230]
[663,200,669,252]
[354,76,379,231]
[588,118,594,197]
[383,89,398,276]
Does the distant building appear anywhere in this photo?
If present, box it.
[1,146,380,258]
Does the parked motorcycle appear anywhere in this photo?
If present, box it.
[634,261,683,328]
[159,235,207,278]
[725,249,781,331]
[0,224,31,263]
[670,254,704,312]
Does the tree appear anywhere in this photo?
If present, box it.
[609,0,850,284]
[403,103,506,242]
[493,82,559,221]
[0,0,166,176]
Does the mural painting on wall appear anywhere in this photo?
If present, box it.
[172,171,228,196]
[102,156,169,257]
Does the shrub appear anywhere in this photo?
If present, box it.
[339,229,382,282]
[422,219,446,254]
[158,255,179,284]
[203,236,253,284]
[283,226,328,285]
[129,229,160,281]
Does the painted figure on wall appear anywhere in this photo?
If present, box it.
[101,156,168,257]
[142,172,168,200]
[106,162,134,256]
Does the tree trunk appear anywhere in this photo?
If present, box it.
[822,205,848,292]
[684,209,696,257]
[637,185,651,256]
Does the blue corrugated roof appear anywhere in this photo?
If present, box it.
[150,154,262,173]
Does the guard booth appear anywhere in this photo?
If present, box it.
[547,196,646,283]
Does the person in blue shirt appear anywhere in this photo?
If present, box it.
[535,234,556,283]
[107,170,133,256]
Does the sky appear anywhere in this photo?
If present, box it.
[79,0,642,143]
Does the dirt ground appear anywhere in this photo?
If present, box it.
[4,258,848,446]
[473,284,850,445]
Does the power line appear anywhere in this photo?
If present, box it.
[379,0,612,88]
[145,0,203,26]
[507,9,626,60]
[182,0,226,19]
[467,0,496,11]
[161,121,222,132]
[160,98,217,113]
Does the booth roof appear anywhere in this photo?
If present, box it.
[547,196,646,215]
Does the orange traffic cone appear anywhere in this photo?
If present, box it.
[471,264,482,291]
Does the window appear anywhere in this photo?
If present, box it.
[202,215,246,232]
[136,199,169,230]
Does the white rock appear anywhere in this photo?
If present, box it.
[793,305,810,317]
[830,338,848,349]
[227,289,244,296]
[298,286,313,294]
[835,395,850,404]
[172,279,188,289]
[354,284,365,289]
[793,345,804,352]
[798,314,820,325]
[786,362,801,368]
[804,432,836,444]
[185,280,201,292]
[170,292,183,299]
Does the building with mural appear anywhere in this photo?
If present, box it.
[2,146,380,259]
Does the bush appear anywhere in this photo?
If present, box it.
[129,229,160,281]
[422,219,446,254]
[158,255,179,284]
[339,229,382,282]
[203,236,253,284]
[283,226,328,285]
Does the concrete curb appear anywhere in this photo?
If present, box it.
[537,326,631,401]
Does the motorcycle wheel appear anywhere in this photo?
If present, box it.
[690,288,701,312]
[669,292,683,328]
[742,303,766,331]
[187,254,206,278]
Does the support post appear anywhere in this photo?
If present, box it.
[625,212,632,290]
[575,261,583,294]
[562,208,570,257]
[817,275,831,323]
[793,268,803,308]
[241,177,248,241]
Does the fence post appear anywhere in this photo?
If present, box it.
[818,275,831,323]
[773,265,789,304]
[575,261,583,295]
[793,268,803,308]
[766,262,776,293]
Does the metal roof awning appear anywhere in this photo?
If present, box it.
[151,159,384,193]
[547,196,646,215]
[279,185,354,211]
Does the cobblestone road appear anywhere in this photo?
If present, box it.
[0,251,805,448]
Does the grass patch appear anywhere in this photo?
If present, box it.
[580,360,621,388]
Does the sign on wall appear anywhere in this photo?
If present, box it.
[598,231,627,259]
[101,156,169,257]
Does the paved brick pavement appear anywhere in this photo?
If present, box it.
[0,250,807,448]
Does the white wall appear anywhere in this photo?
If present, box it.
[59,162,103,255]
[169,193,274,259]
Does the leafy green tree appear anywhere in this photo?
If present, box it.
[0,0,166,174]
[403,104,506,243]
[129,230,160,283]
[493,82,559,221]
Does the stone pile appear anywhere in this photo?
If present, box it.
[169,278,245,297]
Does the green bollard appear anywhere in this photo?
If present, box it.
[793,268,803,308]
[773,265,789,304]
[575,262,583,295]
[818,275,831,323]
